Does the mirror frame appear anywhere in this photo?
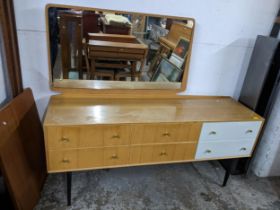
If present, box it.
[45,4,195,94]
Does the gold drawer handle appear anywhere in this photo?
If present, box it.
[160,151,167,156]
[240,147,247,151]
[209,131,217,135]
[162,132,170,137]
[61,137,70,142]
[205,149,212,154]
[112,135,120,139]
[62,158,70,163]
[246,129,253,134]
[111,154,118,159]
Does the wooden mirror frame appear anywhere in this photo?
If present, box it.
[45,4,195,94]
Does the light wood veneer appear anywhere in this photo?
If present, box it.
[43,96,263,173]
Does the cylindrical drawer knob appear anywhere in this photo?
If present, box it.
[205,149,212,154]
[240,147,247,151]
[160,151,167,156]
[62,158,70,163]
[61,137,70,142]
[162,132,170,137]
[209,131,217,135]
[246,130,253,134]
[111,154,118,159]
[2,121,7,126]
[112,134,120,139]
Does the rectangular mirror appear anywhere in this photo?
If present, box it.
[47,5,195,91]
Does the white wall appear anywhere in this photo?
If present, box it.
[251,88,280,177]
[13,0,280,117]
[13,0,280,177]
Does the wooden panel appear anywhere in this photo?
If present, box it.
[80,126,103,147]
[78,148,104,168]
[48,150,78,171]
[89,46,145,54]
[47,127,79,149]
[131,123,201,144]
[152,144,175,162]
[89,51,144,60]
[44,97,263,126]
[173,143,197,160]
[103,146,130,166]
[103,125,131,146]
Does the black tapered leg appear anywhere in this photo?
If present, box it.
[222,170,230,187]
[67,172,72,206]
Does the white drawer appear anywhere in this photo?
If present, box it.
[195,140,255,160]
[199,121,262,142]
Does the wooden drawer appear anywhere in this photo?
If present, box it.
[195,140,255,160]
[48,150,78,171]
[103,125,131,146]
[46,127,80,150]
[130,143,197,164]
[103,147,130,166]
[199,121,262,142]
[46,125,131,150]
[131,123,201,144]
[90,46,145,54]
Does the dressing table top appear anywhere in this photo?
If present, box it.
[44,96,263,126]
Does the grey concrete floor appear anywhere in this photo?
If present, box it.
[35,161,280,210]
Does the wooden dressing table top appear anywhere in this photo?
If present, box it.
[44,97,262,126]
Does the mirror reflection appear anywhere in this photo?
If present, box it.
[48,7,194,85]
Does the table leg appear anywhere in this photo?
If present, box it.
[131,61,137,81]
[67,172,72,206]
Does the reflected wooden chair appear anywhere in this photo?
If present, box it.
[84,44,115,80]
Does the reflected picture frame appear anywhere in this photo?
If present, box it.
[151,57,183,82]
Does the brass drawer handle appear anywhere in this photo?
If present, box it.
[205,149,212,154]
[162,132,170,137]
[61,137,70,142]
[246,129,253,134]
[62,158,70,163]
[112,134,120,139]
[209,131,217,135]
[111,154,118,159]
[160,151,167,156]
[240,147,247,151]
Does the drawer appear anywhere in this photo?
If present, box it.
[103,125,131,146]
[46,127,80,150]
[130,143,197,164]
[103,147,130,166]
[199,121,262,142]
[48,150,78,171]
[195,140,255,160]
[46,125,130,150]
[131,123,201,144]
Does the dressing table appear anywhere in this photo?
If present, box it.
[44,4,264,206]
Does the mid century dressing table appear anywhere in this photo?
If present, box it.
[44,4,264,206]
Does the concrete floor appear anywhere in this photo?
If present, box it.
[35,161,280,210]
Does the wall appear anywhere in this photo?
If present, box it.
[13,0,280,177]
[0,47,7,104]
[251,88,280,177]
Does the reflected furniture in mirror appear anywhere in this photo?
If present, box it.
[44,4,264,206]
[47,5,194,90]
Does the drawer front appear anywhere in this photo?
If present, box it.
[46,125,131,150]
[195,140,255,160]
[130,143,197,164]
[47,127,80,150]
[131,123,201,144]
[103,147,130,166]
[199,121,262,142]
[48,150,78,171]
[103,125,131,146]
